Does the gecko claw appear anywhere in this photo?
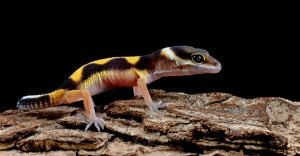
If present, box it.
[85,116,105,132]
[94,122,100,131]
[85,121,94,131]
[156,101,167,109]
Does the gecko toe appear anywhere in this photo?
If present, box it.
[85,116,105,131]
[85,121,94,131]
[95,117,105,130]
[147,101,167,117]
[94,122,100,131]
[152,101,167,111]
[156,101,167,109]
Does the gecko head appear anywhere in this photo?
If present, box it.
[158,46,222,76]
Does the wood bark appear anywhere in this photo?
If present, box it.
[1,90,300,155]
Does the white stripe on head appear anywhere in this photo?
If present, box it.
[162,47,176,60]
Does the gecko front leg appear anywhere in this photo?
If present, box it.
[136,77,166,115]
[133,86,141,97]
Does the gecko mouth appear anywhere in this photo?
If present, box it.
[206,63,222,73]
[195,63,222,74]
[153,62,222,77]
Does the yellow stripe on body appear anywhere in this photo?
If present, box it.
[69,66,84,82]
[124,56,140,65]
[70,57,115,83]
[79,68,150,89]
[72,56,147,89]
[93,57,115,65]
[80,71,107,89]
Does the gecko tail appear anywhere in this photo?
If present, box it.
[17,89,66,110]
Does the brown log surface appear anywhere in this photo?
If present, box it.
[0,90,299,155]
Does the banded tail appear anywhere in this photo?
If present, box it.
[17,89,65,110]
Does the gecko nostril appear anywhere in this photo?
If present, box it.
[214,61,221,67]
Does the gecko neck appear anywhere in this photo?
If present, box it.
[146,52,179,79]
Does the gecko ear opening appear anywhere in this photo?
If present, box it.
[191,53,205,64]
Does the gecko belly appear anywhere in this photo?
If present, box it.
[103,70,139,87]
[82,69,140,96]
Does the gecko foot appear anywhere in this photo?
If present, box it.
[156,101,167,109]
[85,116,105,132]
[147,101,167,117]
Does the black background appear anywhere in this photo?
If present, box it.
[0,3,299,111]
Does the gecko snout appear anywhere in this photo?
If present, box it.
[207,60,222,74]
[214,61,222,73]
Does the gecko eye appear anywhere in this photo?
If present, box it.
[191,53,205,64]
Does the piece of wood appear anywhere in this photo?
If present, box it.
[1,90,300,155]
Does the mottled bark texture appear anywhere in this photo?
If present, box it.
[1,90,300,156]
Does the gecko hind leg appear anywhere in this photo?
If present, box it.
[81,89,105,131]
[137,78,167,116]
[62,89,105,131]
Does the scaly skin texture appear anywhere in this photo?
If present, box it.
[17,46,222,131]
